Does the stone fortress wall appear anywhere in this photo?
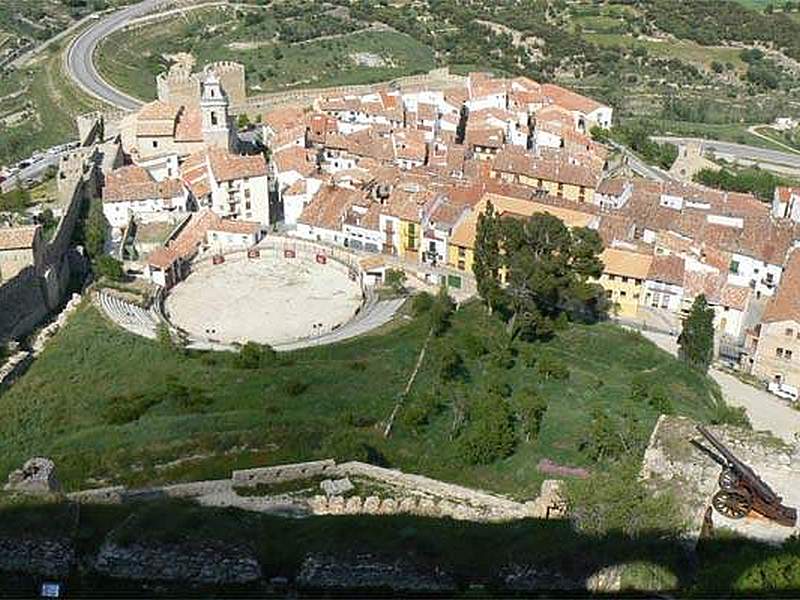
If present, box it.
[68,458,566,524]
[0,151,95,344]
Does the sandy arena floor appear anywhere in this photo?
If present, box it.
[165,254,363,346]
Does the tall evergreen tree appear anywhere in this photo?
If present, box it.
[472,200,502,313]
[502,213,606,339]
[678,294,715,372]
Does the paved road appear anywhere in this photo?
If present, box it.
[65,0,163,110]
[652,135,800,172]
[639,329,800,444]
[1,153,61,193]
[608,140,672,182]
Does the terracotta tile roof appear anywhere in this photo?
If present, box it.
[298,185,360,231]
[600,248,653,279]
[103,165,184,203]
[263,105,307,132]
[174,106,203,142]
[718,283,751,311]
[0,225,39,251]
[465,128,504,149]
[450,192,596,249]
[180,151,211,198]
[208,219,262,235]
[492,147,602,189]
[647,254,685,286]
[136,101,180,137]
[273,146,317,177]
[208,149,268,182]
[541,83,605,115]
[763,249,800,323]
[147,246,178,270]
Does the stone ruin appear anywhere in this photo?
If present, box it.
[5,457,61,495]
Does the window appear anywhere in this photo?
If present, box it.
[729,260,740,274]
[787,328,795,337]
[766,272,774,283]
[458,247,466,257]
[557,182,564,197]
[622,276,629,283]
[605,290,612,299]
[777,348,785,358]
[211,112,218,126]
[458,260,465,270]
[245,201,251,210]
[152,140,158,148]
[608,274,616,281]
[619,290,627,297]
[244,189,251,199]
[635,278,642,285]
[787,350,794,360]
[661,295,669,309]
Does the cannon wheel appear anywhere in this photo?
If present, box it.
[718,468,740,491]
[712,489,752,519]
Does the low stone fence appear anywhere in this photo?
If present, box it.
[232,460,337,487]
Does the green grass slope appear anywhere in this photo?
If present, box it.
[0,301,726,496]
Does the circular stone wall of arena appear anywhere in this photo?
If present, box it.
[164,248,364,347]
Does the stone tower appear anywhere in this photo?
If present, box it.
[200,71,233,151]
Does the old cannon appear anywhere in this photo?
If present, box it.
[693,425,797,527]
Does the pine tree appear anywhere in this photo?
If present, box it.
[472,200,502,314]
[678,294,715,372]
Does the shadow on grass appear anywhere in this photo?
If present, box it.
[0,498,796,597]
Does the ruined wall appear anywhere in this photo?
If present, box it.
[0,156,93,343]
[231,460,337,486]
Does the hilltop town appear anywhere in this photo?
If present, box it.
[1,1,800,596]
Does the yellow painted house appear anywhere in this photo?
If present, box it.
[595,248,652,319]
[448,192,598,275]
[490,147,602,204]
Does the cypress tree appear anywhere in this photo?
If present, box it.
[678,294,715,372]
[473,200,502,314]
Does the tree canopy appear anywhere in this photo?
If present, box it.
[678,294,715,372]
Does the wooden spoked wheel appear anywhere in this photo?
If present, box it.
[718,468,740,491]
[712,489,752,519]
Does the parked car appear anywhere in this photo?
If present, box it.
[767,381,799,403]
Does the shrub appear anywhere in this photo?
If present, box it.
[401,392,443,433]
[384,268,407,294]
[537,354,569,380]
[430,286,455,336]
[95,255,125,282]
[411,291,434,316]
[234,342,276,369]
[566,458,685,537]
[462,333,488,358]
[285,379,309,396]
[438,347,465,382]
[458,397,517,465]
[513,388,548,441]
[167,379,211,413]
[350,360,368,372]
[103,393,160,425]
[322,430,388,465]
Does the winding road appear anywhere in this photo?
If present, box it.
[65,0,162,110]
[652,135,800,173]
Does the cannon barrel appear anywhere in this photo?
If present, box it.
[695,425,779,503]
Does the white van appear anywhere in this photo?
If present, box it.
[767,381,799,403]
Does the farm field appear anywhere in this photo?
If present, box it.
[0,299,729,498]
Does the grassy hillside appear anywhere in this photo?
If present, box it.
[95,4,435,101]
[0,299,730,496]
